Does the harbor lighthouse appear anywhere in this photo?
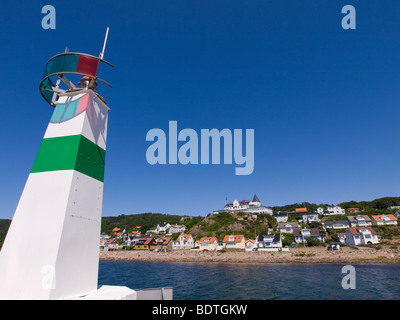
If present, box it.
[0,48,117,299]
[0,29,158,298]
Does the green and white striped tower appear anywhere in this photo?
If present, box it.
[0,47,135,299]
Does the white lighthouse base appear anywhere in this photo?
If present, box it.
[68,286,173,300]
[68,285,137,300]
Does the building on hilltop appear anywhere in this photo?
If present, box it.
[213,194,273,215]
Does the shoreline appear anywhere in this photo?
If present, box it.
[99,246,400,264]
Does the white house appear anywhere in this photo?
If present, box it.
[345,227,379,246]
[169,224,186,234]
[217,194,273,215]
[346,215,372,227]
[255,234,282,251]
[222,234,246,249]
[124,232,142,246]
[317,206,345,216]
[195,237,218,251]
[101,238,119,251]
[335,232,347,244]
[301,213,320,224]
[327,206,345,215]
[277,222,299,234]
[173,234,194,250]
[273,213,288,222]
[244,239,256,251]
[323,220,349,230]
[372,214,398,226]
[293,228,325,244]
[156,222,171,234]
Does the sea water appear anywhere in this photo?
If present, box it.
[98,261,400,300]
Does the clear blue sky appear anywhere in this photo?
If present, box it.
[0,1,399,219]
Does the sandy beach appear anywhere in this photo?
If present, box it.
[99,246,400,264]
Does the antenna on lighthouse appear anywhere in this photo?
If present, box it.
[99,27,109,60]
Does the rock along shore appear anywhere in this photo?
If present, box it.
[99,246,400,264]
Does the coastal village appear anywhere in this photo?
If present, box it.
[99,195,400,255]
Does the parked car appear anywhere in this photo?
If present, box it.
[327,242,341,251]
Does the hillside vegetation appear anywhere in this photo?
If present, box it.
[1,196,399,249]
[101,213,203,236]
[189,212,276,241]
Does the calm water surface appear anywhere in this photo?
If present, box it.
[98,261,400,300]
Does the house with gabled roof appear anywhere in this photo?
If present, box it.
[102,238,119,251]
[335,232,347,244]
[293,228,325,244]
[173,234,194,250]
[244,239,256,251]
[273,213,288,222]
[317,206,345,216]
[195,237,218,251]
[151,237,172,251]
[156,222,171,234]
[372,214,398,226]
[277,222,299,234]
[133,237,154,250]
[255,234,282,251]
[301,212,320,224]
[345,227,379,246]
[169,224,186,234]
[222,234,246,249]
[214,194,273,215]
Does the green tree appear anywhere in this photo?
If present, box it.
[281,233,295,247]
[306,237,322,247]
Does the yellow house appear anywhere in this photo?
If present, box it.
[150,237,173,251]
[196,237,218,251]
[133,237,153,250]
[223,234,246,249]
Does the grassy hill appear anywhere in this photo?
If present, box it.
[189,211,276,241]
